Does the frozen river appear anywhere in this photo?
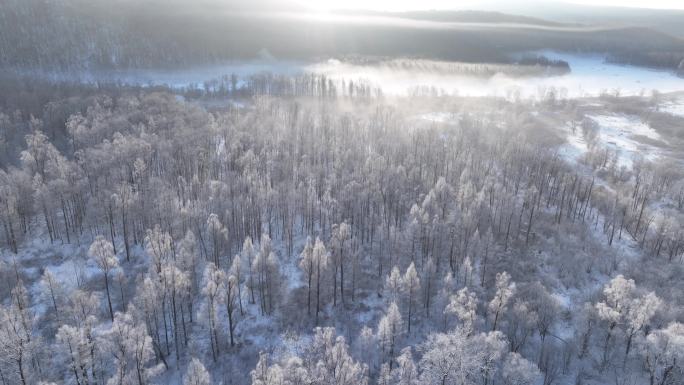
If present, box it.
[17,52,684,99]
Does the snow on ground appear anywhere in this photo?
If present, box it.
[416,112,460,124]
[274,232,308,291]
[280,254,304,291]
[551,290,576,341]
[0,234,103,317]
[272,331,313,360]
[558,123,589,164]
[356,289,384,325]
[590,114,661,142]
[413,112,463,125]
[559,114,665,168]
[588,114,663,167]
[43,258,102,291]
[660,97,684,117]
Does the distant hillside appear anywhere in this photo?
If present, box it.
[389,10,570,27]
[455,0,684,39]
[2,0,684,72]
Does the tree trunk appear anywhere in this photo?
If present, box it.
[316,260,321,325]
[104,273,114,321]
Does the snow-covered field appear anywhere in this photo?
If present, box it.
[414,112,462,124]
[660,97,684,117]
[560,114,666,167]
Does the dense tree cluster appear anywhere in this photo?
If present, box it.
[0,82,682,385]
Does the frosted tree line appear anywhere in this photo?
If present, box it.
[0,88,682,385]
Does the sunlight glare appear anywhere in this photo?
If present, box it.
[297,0,684,11]
[297,0,460,12]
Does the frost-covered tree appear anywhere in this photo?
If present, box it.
[445,287,478,333]
[161,263,190,359]
[207,213,228,268]
[488,271,516,331]
[356,326,378,376]
[183,358,211,385]
[378,363,391,385]
[20,129,63,179]
[402,262,421,333]
[144,225,173,276]
[225,274,240,347]
[113,182,134,262]
[250,352,309,385]
[39,269,63,316]
[481,330,508,385]
[201,263,224,361]
[506,300,538,353]
[88,235,119,321]
[0,289,37,385]
[242,237,257,304]
[638,322,684,385]
[176,230,201,326]
[422,257,437,318]
[461,256,473,287]
[522,282,559,345]
[384,266,403,304]
[250,352,272,385]
[100,310,161,385]
[419,327,506,385]
[392,347,418,385]
[252,234,279,315]
[595,275,662,365]
[114,269,128,310]
[299,237,315,317]
[56,323,97,385]
[624,292,662,360]
[251,327,367,385]
[310,237,329,325]
[308,327,368,385]
[435,272,455,328]
[134,276,167,367]
[66,289,101,328]
[378,302,403,369]
[330,222,351,305]
[502,353,541,385]
[230,254,244,316]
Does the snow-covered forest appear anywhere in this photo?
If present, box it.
[1,77,683,385]
[2,1,684,385]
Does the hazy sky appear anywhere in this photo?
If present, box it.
[569,0,684,8]
[297,0,684,11]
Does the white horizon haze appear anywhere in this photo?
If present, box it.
[295,0,684,12]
